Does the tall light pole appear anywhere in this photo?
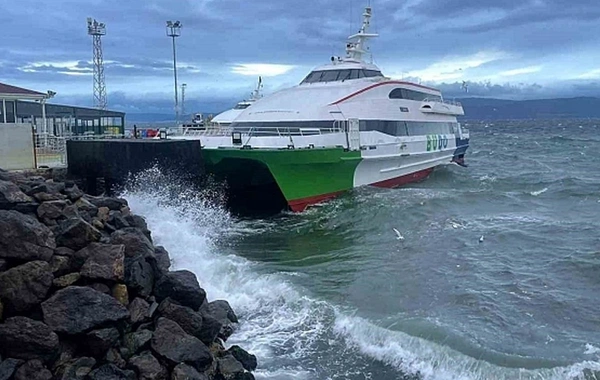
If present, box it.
[181,83,187,118]
[87,18,107,110]
[166,21,182,127]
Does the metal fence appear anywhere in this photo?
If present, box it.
[34,133,125,168]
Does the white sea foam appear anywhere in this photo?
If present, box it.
[585,344,600,355]
[122,170,600,380]
[530,187,549,196]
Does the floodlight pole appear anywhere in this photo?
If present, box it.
[166,21,182,127]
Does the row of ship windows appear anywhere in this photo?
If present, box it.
[301,69,384,84]
[389,88,442,102]
[231,121,457,137]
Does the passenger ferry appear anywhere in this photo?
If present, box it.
[175,6,469,212]
[210,76,264,127]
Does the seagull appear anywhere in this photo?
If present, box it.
[393,228,405,241]
[479,235,484,243]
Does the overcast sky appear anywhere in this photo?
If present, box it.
[2,0,600,114]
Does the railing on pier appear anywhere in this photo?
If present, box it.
[34,133,126,168]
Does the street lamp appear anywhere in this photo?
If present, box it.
[166,20,182,127]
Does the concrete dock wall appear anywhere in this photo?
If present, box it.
[0,123,35,170]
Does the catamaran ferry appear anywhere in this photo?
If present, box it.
[174,6,469,212]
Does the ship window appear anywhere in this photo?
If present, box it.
[301,69,383,84]
[350,69,360,79]
[321,70,339,82]
[389,88,442,101]
[233,103,250,110]
[399,107,409,112]
[337,70,352,81]
[363,70,383,78]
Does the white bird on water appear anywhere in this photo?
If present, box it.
[393,228,405,241]
[479,235,485,243]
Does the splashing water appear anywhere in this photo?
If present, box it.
[121,168,600,380]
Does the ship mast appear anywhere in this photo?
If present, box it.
[345,6,379,62]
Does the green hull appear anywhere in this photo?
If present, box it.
[202,147,361,211]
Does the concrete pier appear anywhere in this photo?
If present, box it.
[66,139,203,194]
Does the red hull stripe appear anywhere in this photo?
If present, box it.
[330,81,440,105]
[288,191,345,212]
[371,167,434,188]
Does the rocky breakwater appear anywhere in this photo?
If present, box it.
[0,168,257,380]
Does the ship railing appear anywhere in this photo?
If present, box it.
[423,97,462,107]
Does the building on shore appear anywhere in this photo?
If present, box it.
[0,82,125,136]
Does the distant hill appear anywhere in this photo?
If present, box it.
[458,97,600,119]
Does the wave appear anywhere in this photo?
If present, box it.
[121,169,600,380]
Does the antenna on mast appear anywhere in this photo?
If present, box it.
[345,6,378,62]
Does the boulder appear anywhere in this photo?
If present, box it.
[0,300,3,321]
[123,329,153,357]
[124,214,152,240]
[112,284,129,306]
[79,243,125,281]
[86,328,120,358]
[86,196,128,211]
[49,254,71,276]
[149,246,170,277]
[207,300,238,324]
[13,201,40,215]
[37,200,68,220]
[13,359,52,380]
[110,228,154,258]
[27,182,65,196]
[128,297,150,324]
[217,355,247,380]
[97,207,110,222]
[55,247,75,257]
[52,273,81,288]
[128,351,168,380]
[58,357,95,380]
[88,364,136,380]
[108,211,130,230]
[55,218,102,251]
[63,184,84,201]
[0,261,53,313]
[0,317,59,362]
[0,180,33,209]
[227,346,257,372]
[88,282,111,294]
[0,358,24,380]
[171,363,208,380]
[198,312,222,346]
[41,286,129,334]
[151,318,212,371]
[33,192,67,202]
[153,270,206,311]
[0,210,55,261]
[157,298,204,342]
[125,256,154,298]
[75,198,98,215]
[105,348,127,369]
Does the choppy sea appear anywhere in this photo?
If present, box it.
[124,119,600,379]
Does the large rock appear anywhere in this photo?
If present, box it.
[125,256,154,297]
[14,359,52,380]
[125,214,151,241]
[151,318,212,371]
[171,363,208,380]
[26,182,65,196]
[0,210,55,261]
[0,317,59,362]
[0,261,53,313]
[37,200,68,220]
[33,192,67,202]
[80,243,125,282]
[0,180,33,209]
[0,258,7,271]
[128,351,168,380]
[41,286,129,334]
[0,358,24,380]
[110,228,154,258]
[149,246,170,277]
[154,270,206,311]
[86,196,128,211]
[198,312,222,346]
[217,355,248,380]
[74,198,98,215]
[207,300,238,324]
[128,297,150,324]
[227,346,257,372]
[56,218,102,250]
[86,328,120,358]
[157,298,204,342]
[107,211,130,230]
[49,254,71,276]
[53,273,80,288]
[88,364,136,380]
[123,329,153,357]
[63,185,84,201]
[58,357,96,380]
